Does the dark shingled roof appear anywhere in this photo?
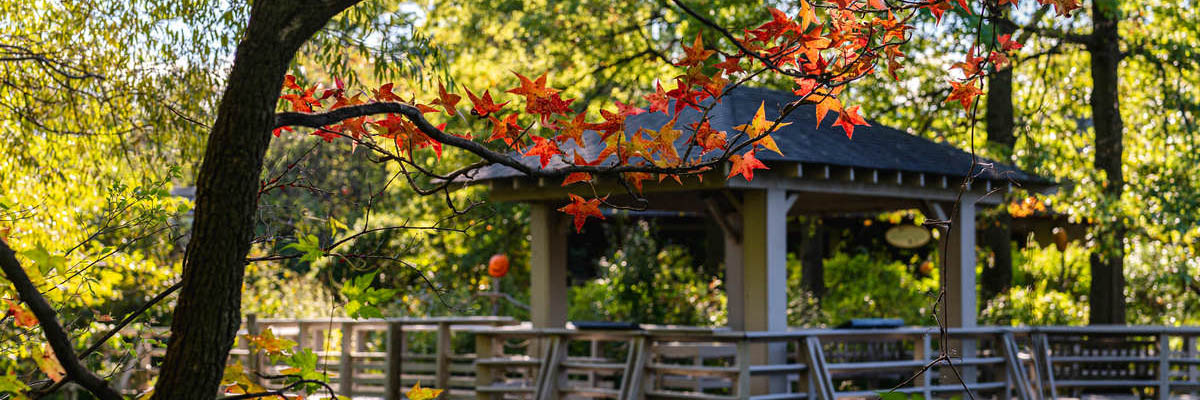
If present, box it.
[468,86,1046,185]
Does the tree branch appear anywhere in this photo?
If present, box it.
[992,13,1091,46]
[275,103,728,177]
[0,240,123,400]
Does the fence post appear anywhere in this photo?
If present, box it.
[736,340,752,399]
[246,313,262,386]
[475,331,496,400]
[436,321,452,392]
[341,321,355,398]
[386,321,404,400]
[915,333,931,400]
[296,320,309,351]
[1159,333,1171,400]
[1189,335,1198,396]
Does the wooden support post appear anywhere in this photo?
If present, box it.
[945,195,978,330]
[385,321,404,400]
[726,189,790,393]
[436,321,452,391]
[475,332,497,400]
[923,198,979,385]
[530,203,568,329]
[340,322,355,398]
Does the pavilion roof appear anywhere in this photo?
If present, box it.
[466,86,1049,188]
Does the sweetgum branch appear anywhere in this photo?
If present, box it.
[0,240,122,400]
[275,103,731,177]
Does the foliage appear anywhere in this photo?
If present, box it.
[569,219,725,325]
[848,0,1200,324]
[981,241,1090,325]
[791,252,939,327]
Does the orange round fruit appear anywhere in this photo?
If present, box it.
[918,261,934,276]
[488,254,510,278]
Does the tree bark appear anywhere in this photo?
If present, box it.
[800,221,825,299]
[1086,0,1126,325]
[150,1,358,398]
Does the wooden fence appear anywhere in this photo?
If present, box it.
[106,320,1200,399]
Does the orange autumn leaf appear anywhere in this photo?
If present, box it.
[506,71,553,100]
[624,172,653,193]
[5,299,37,328]
[946,80,983,111]
[430,81,461,116]
[561,172,591,186]
[523,136,563,168]
[676,33,715,67]
[554,112,589,147]
[558,194,605,232]
[282,74,301,90]
[464,87,508,117]
[728,150,768,181]
[832,105,869,139]
[643,81,671,114]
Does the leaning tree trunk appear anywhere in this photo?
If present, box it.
[1086,0,1126,325]
[980,13,1018,303]
[151,1,358,398]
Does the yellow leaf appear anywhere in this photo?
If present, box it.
[32,345,65,383]
[407,381,444,400]
[733,102,790,156]
[244,328,296,356]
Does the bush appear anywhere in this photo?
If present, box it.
[569,219,726,325]
[789,251,939,327]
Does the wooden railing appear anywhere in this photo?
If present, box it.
[469,325,1200,400]
[1031,326,1200,399]
[103,320,1200,399]
[230,316,518,400]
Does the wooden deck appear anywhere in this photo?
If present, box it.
[107,318,1200,399]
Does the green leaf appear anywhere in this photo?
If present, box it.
[876,391,912,400]
[0,370,29,396]
[20,243,64,274]
[283,234,324,263]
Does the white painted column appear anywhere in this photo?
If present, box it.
[934,196,978,386]
[530,202,568,329]
[725,189,790,393]
[945,196,977,329]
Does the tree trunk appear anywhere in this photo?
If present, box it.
[979,214,1012,301]
[151,1,357,398]
[980,16,1017,303]
[800,221,825,299]
[1086,0,1126,325]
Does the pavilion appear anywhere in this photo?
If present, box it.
[464,86,1053,360]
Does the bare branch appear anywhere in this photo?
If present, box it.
[0,240,122,400]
